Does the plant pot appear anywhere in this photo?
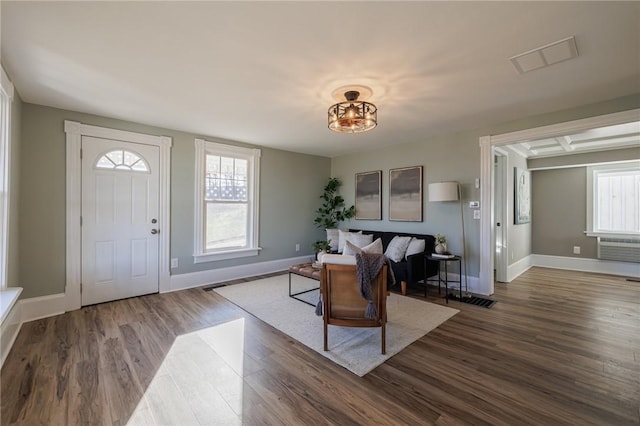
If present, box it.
[435,243,447,254]
[326,228,339,252]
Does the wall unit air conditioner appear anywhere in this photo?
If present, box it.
[597,237,640,263]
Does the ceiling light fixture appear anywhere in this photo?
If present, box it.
[328,90,377,134]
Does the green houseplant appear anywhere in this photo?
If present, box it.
[312,240,332,261]
[435,233,448,254]
[314,177,355,251]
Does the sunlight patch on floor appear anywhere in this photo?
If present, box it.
[127,318,245,425]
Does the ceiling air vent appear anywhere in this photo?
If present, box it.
[510,36,579,74]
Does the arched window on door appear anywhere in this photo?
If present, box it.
[95,149,149,172]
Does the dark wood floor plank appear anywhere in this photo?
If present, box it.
[1,267,638,425]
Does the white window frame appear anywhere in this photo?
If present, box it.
[194,138,261,263]
[0,66,15,290]
[586,161,640,238]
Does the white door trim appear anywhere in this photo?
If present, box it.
[65,121,172,311]
[478,108,640,296]
[493,151,508,283]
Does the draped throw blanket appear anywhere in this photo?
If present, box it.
[355,252,387,319]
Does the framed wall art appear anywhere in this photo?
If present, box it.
[355,170,382,220]
[514,167,531,224]
[389,165,423,222]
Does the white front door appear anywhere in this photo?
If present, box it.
[81,136,160,306]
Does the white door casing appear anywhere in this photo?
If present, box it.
[493,152,507,283]
[81,137,159,305]
[66,121,171,311]
[478,108,640,296]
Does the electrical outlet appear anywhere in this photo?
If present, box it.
[295,243,300,252]
[171,258,178,268]
[473,210,481,219]
[573,246,581,255]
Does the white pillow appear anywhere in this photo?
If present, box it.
[405,238,426,259]
[337,230,364,253]
[343,238,384,256]
[349,232,373,248]
[384,236,412,262]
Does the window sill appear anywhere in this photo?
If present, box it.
[0,287,22,326]
[194,247,262,264]
[585,231,640,239]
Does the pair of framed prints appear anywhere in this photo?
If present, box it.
[355,166,423,222]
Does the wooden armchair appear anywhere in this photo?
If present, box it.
[320,256,388,354]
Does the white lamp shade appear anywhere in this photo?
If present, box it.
[428,182,459,202]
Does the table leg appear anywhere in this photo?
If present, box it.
[444,261,449,304]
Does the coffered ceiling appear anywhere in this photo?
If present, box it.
[506,121,640,159]
[1,2,639,158]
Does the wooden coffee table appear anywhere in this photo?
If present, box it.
[288,263,321,306]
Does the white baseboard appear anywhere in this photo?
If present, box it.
[531,254,640,278]
[436,273,484,296]
[168,255,313,292]
[507,255,533,282]
[19,293,66,323]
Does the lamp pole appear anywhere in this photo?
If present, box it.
[458,183,469,298]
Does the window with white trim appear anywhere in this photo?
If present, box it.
[194,139,261,262]
[587,162,640,237]
[0,66,14,290]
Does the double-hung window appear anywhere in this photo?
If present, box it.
[0,66,14,289]
[194,139,261,262]
[586,162,640,237]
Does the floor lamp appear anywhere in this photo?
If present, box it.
[428,182,469,299]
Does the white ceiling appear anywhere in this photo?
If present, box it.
[2,2,639,158]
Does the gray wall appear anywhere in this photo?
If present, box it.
[13,93,640,297]
[332,132,481,276]
[332,94,640,279]
[530,147,640,259]
[7,87,21,287]
[18,103,329,298]
[531,168,595,258]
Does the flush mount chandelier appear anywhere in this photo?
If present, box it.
[328,90,378,134]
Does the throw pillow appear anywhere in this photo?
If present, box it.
[384,235,412,262]
[337,230,364,253]
[343,238,383,256]
[405,238,426,259]
[349,232,374,248]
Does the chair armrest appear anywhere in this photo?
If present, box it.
[320,254,356,265]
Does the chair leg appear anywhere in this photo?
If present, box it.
[324,322,328,351]
[401,281,407,296]
[381,322,386,355]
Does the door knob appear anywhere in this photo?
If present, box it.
[151,229,160,235]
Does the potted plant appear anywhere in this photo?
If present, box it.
[435,234,448,254]
[312,240,331,261]
[314,178,355,251]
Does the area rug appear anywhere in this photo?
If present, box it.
[213,274,459,376]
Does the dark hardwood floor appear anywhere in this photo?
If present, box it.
[1,267,638,425]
